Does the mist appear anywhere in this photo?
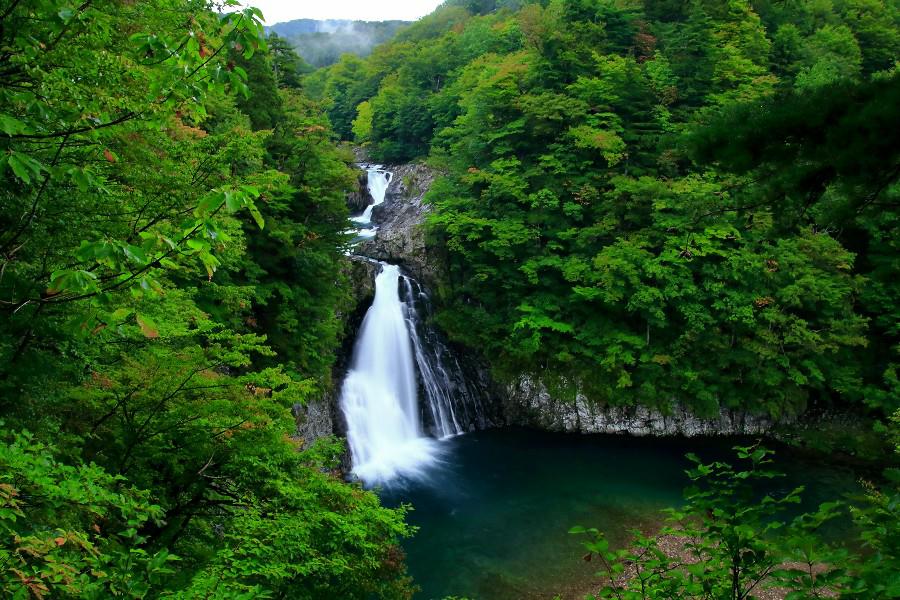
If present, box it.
[267,19,409,68]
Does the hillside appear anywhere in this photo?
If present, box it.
[311,0,899,424]
[267,19,409,67]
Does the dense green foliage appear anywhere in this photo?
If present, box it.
[0,1,413,597]
[2,0,899,596]
[313,0,899,422]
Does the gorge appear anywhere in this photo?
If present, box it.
[311,163,792,464]
[330,166,858,598]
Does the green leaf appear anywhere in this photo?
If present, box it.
[224,190,241,212]
[58,7,76,22]
[569,525,587,534]
[248,205,264,229]
[49,269,99,294]
[110,308,133,322]
[7,152,43,184]
[0,114,29,135]
[122,244,148,266]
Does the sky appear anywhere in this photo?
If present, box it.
[245,0,445,24]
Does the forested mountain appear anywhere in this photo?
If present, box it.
[311,0,899,424]
[267,19,410,68]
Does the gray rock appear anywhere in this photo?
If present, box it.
[346,169,374,213]
[344,255,378,308]
[356,163,441,287]
[502,376,775,436]
[292,398,334,448]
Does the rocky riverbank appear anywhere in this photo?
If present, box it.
[502,376,773,436]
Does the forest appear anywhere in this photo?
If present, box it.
[0,0,898,599]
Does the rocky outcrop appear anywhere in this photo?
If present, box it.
[345,255,378,309]
[502,376,775,436]
[347,170,374,213]
[292,398,334,448]
[356,163,441,286]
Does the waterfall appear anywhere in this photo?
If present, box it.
[341,165,486,485]
[350,166,391,234]
[401,276,486,438]
[340,263,440,485]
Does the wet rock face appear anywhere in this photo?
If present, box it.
[356,163,441,287]
[501,376,776,436]
[347,170,374,213]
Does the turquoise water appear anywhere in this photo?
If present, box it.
[379,428,856,600]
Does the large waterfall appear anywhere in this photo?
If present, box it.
[340,264,441,484]
[342,167,486,486]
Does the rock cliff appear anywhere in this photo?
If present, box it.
[502,376,774,436]
[356,163,441,286]
[346,170,374,213]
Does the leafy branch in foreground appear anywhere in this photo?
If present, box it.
[571,443,879,600]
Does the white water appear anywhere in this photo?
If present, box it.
[401,276,464,438]
[340,264,440,485]
[350,166,391,227]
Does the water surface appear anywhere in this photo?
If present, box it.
[380,428,856,600]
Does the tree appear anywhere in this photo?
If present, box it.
[353,100,375,143]
[572,445,849,599]
[0,1,416,597]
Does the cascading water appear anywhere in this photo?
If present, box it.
[340,263,440,485]
[401,276,487,438]
[350,166,391,239]
[341,165,486,485]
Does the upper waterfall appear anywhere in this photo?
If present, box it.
[350,166,391,238]
[340,263,440,485]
